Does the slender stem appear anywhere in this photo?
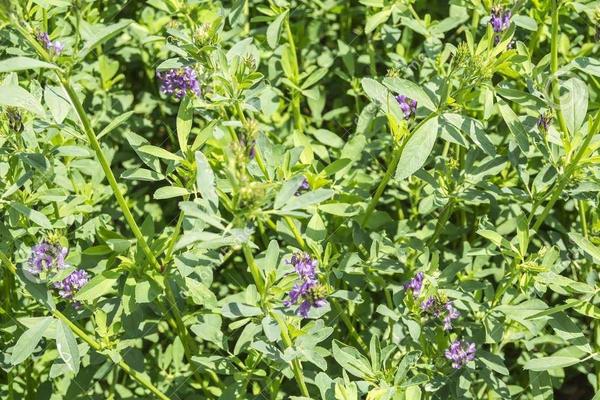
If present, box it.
[361,148,401,227]
[550,0,569,137]
[163,209,185,265]
[578,200,588,239]
[284,216,306,249]
[331,299,368,353]
[270,312,310,397]
[361,112,439,227]
[427,200,456,247]
[59,78,161,271]
[0,251,172,400]
[242,243,265,296]
[284,17,302,132]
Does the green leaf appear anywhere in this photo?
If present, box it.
[274,175,305,209]
[516,214,529,257]
[443,113,495,155]
[97,111,134,140]
[497,99,529,152]
[361,77,405,124]
[572,57,600,77]
[266,11,288,49]
[281,189,335,212]
[311,129,344,148]
[177,95,193,153]
[0,57,58,73]
[55,320,80,374]
[153,186,190,200]
[548,312,592,353]
[10,202,52,229]
[74,271,119,302]
[11,317,54,365]
[365,7,392,34]
[222,303,262,319]
[44,85,71,124]
[195,151,218,210]
[382,77,436,111]
[512,15,537,31]
[0,85,45,116]
[523,356,581,371]
[395,116,439,180]
[264,240,280,275]
[121,167,166,182]
[331,340,374,380]
[569,232,600,262]
[560,77,588,135]
[138,145,184,162]
[78,20,132,60]
[301,68,328,89]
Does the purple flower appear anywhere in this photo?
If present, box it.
[537,112,553,132]
[27,241,68,275]
[288,252,318,280]
[442,302,460,331]
[404,272,424,297]
[490,7,511,33]
[420,296,435,311]
[53,269,89,300]
[297,298,327,318]
[36,32,51,47]
[490,7,512,46]
[445,340,476,369]
[36,32,63,54]
[157,67,201,99]
[295,178,310,196]
[419,295,461,330]
[395,95,417,119]
[284,279,315,307]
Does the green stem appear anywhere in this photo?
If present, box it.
[427,200,456,247]
[270,312,310,397]
[578,200,588,239]
[361,112,439,227]
[361,149,401,227]
[242,243,265,296]
[284,216,306,249]
[550,0,569,137]
[0,252,172,400]
[331,299,368,353]
[284,17,302,132]
[59,78,161,271]
[164,213,184,264]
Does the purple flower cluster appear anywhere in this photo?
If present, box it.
[395,95,417,119]
[53,269,89,299]
[489,7,512,45]
[36,32,64,54]
[404,273,474,368]
[403,272,424,297]
[26,241,89,302]
[420,296,461,331]
[284,252,327,318]
[27,241,68,275]
[445,340,476,369]
[157,67,201,99]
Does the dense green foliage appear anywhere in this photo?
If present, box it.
[1,0,600,399]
